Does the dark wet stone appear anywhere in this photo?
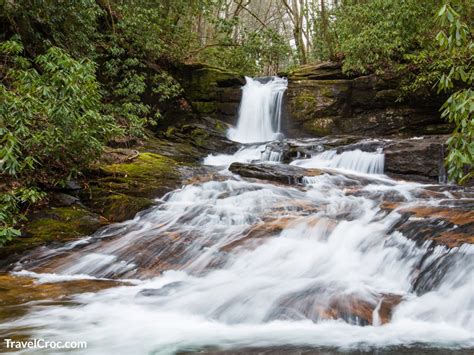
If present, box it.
[384,136,447,183]
[63,180,82,191]
[229,163,322,185]
[50,193,81,207]
[136,282,185,298]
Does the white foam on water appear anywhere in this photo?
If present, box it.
[4,173,473,354]
[261,146,283,163]
[292,149,385,175]
[203,144,266,167]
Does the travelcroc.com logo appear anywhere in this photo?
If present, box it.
[3,338,87,350]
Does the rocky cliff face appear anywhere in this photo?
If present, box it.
[177,62,451,138]
[175,64,244,124]
[282,62,451,137]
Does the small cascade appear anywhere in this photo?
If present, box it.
[6,174,474,352]
[261,146,283,163]
[292,149,385,174]
[228,76,287,143]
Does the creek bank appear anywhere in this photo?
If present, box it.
[0,119,238,269]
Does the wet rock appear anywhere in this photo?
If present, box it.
[160,117,239,160]
[220,217,295,252]
[229,163,322,185]
[49,193,81,207]
[0,273,125,322]
[384,200,474,248]
[136,282,184,298]
[384,136,447,182]
[63,180,82,191]
[270,288,402,325]
[262,136,381,165]
[335,140,384,153]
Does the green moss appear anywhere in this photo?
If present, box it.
[186,66,243,101]
[27,207,103,240]
[303,118,335,136]
[90,152,180,202]
[164,126,176,138]
[102,152,177,178]
[193,101,218,114]
[291,93,319,122]
[192,67,241,86]
[190,127,210,147]
[101,194,153,222]
[0,205,106,261]
[215,120,227,133]
[80,152,178,223]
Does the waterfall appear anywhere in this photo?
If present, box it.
[228,76,288,143]
[2,74,472,353]
[292,149,385,175]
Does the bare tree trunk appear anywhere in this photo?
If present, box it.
[320,0,334,59]
[282,0,307,64]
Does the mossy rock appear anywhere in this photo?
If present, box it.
[26,206,104,241]
[191,67,243,88]
[214,120,227,133]
[190,127,211,147]
[288,91,336,122]
[99,194,153,222]
[193,101,218,114]
[102,152,176,177]
[0,146,184,268]
[302,117,336,136]
[82,152,180,222]
[0,206,106,266]
[185,67,244,102]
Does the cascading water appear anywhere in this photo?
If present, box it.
[292,149,385,175]
[1,77,473,354]
[227,76,287,143]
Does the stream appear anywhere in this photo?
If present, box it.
[0,77,472,354]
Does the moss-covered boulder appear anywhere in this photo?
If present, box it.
[0,206,106,266]
[82,152,180,223]
[0,143,186,268]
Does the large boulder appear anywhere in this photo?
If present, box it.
[383,136,447,182]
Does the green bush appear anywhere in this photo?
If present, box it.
[0,38,119,242]
[335,0,436,74]
[0,38,119,179]
[436,3,473,184]
[0,188,46,245]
